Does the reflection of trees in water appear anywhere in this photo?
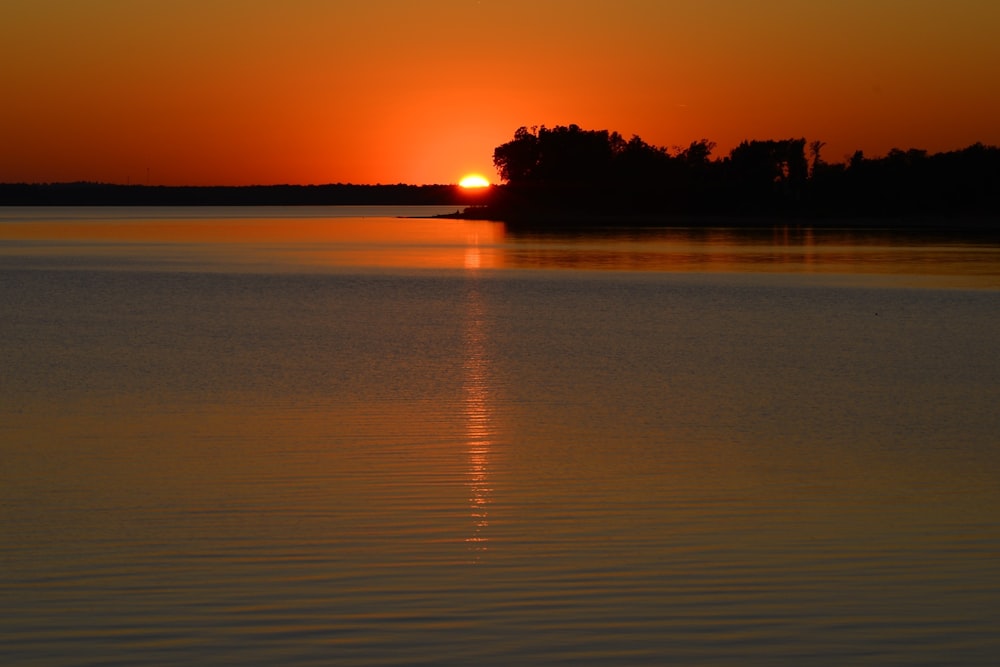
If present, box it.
[493,225,1000,278]
[463,280,493,557]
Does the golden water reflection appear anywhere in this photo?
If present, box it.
[2,212,999,286]
[462,279,493,556]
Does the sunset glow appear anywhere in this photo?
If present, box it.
[2,2,999,185]
[459,174,490,188]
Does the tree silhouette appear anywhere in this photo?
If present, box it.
[808,140,826,175]
[726,139,808,210]
[493,124,620,187]
[492,126,539,184]
[676,139,716,166]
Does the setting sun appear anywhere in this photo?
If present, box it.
[459,174,490,188]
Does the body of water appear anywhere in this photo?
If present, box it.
[2,207,999,665]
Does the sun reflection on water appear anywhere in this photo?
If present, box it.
[462,278,493,557]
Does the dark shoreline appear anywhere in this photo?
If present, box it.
[0,182,483,208]
[3,181,997,236]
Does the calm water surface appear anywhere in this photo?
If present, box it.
[2,207,999,665]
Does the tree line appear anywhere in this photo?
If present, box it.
[486,124,1000,222]
[0,183,483,207]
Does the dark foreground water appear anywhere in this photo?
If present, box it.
[2,208,999,665]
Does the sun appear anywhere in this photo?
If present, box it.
[459,174,491,188]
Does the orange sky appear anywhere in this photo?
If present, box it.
[3,0,999,186]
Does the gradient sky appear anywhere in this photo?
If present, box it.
[3,0,999,186]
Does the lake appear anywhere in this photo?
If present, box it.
[2,206,999,665]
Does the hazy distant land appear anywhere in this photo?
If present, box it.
[0,183,480,208]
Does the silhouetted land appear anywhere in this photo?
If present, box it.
[4,125,999,233]
[467,125,1000,231]
[0,183,484,208]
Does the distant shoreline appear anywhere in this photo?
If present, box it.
[3,181,997,235]
[0,182,482,208]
